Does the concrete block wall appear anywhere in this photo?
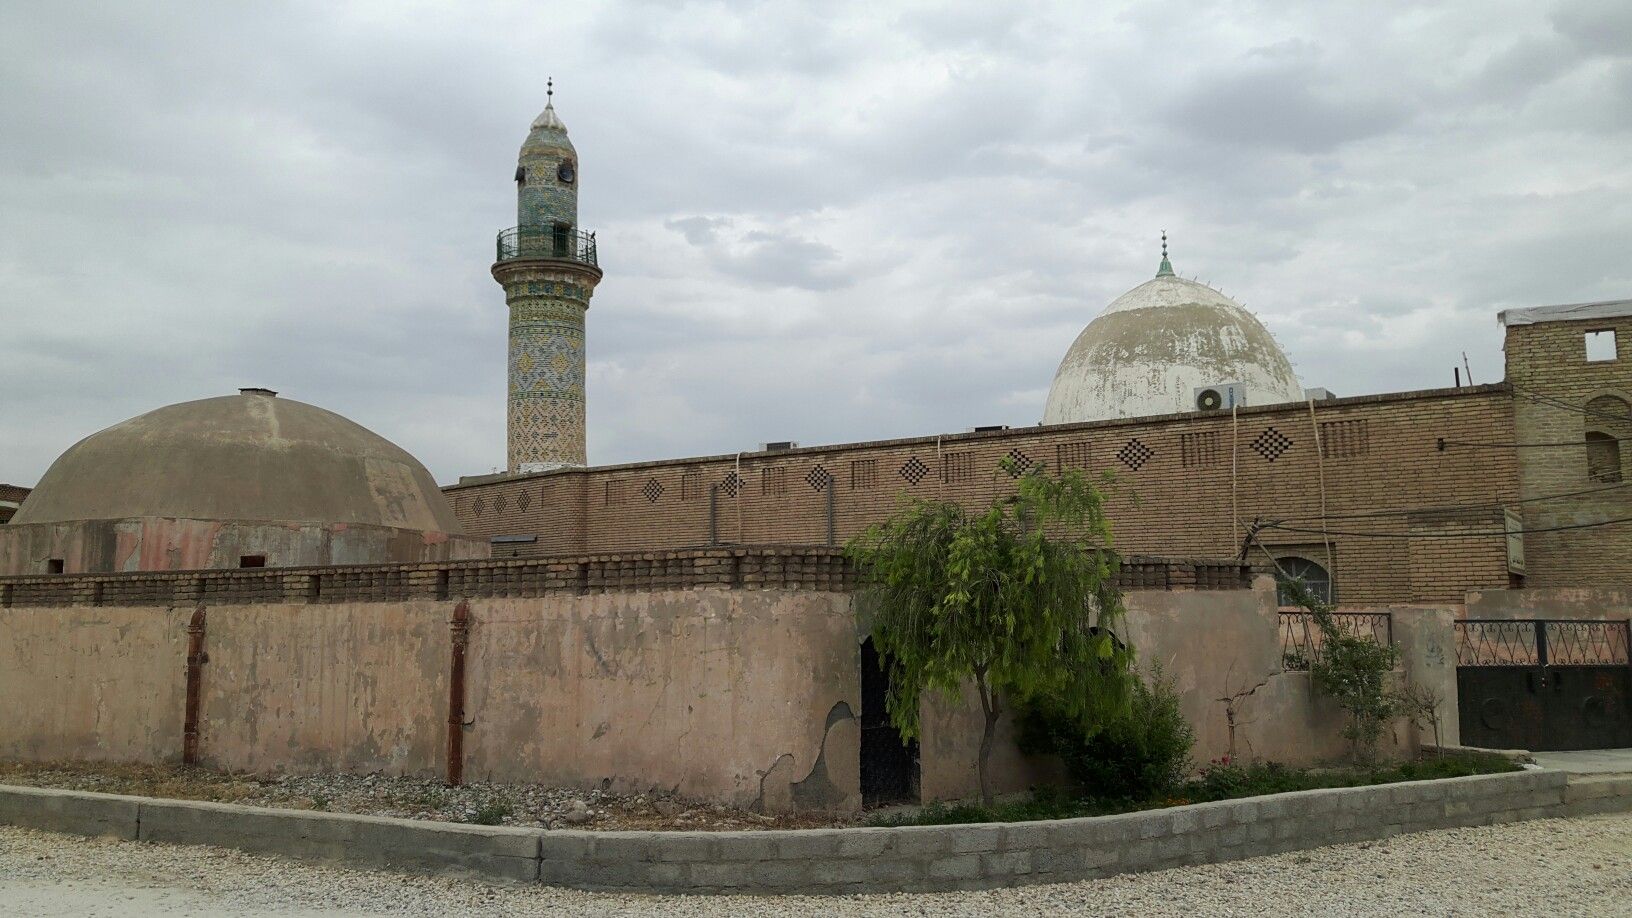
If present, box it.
[3,769,1616,895]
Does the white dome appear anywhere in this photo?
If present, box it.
[1042,266,1302,424]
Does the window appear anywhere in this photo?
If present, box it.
[239,555,267,568]
[46,558,64,574]
[1586,330,1617,362]
[1585,395,1630,482]
[1587,432,1622,483]
[1274,556,1332,606]
[552,222,571,257]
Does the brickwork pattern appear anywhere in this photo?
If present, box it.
[0,548,1253,608]
[451,386,1521,605]
[1506,315,1632,586]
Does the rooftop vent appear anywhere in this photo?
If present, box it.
[239,387,278,398]
[971,425,1010,433]
[761,441,798,452]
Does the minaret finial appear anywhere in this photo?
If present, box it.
[1156,230,1175,277]
[547,77,554,102]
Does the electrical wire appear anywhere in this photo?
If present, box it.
[1267,480,1632,525]
[1261,514,1632,540]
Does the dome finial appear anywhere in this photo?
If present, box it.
[547,76,553,101]
[1156,231,1174,277]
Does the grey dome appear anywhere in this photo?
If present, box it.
[13,392,463,533]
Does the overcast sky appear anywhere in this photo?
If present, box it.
[3,0,1629,487]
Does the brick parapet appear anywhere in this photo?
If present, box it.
[0,549,1252,608]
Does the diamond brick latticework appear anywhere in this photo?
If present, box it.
[721,472,742,497]
[1117,438,1153,470]
[1252,427,1293,462]
[516,490,531,511]
[642,479,664,503]
[899,456,929,485]
[806,466,833,492]
[1005,449,1033,478]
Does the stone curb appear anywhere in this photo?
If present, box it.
[1,770,1625,895]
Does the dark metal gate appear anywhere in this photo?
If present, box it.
[1455,619,1632,751]
[860,639,919,805]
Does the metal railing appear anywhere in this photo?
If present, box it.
[1455,619,1632,667]
[495,226,599,267]
[1279,611,1393,671]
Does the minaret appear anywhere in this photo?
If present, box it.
[493,80,602,473]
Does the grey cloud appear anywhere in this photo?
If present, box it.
[2,0,1629,488]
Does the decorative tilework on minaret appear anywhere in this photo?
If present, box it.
[493,83,602,474]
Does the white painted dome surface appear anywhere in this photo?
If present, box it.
[1042,273,1302,424]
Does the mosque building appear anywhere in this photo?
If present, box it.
[5,93,1632,608]
[443,97,1632,608]
[2,92,1631,809]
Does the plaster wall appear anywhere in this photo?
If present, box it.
[461,589,860,811]
[918,583,1453,802]
[0,517,487,575]
[0,605,189,763]
[1465,586,1632,622]
[197,602,450,777]
[0,588,858,813]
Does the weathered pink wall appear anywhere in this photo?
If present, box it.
[462,590,860,810]
[1466,586,1632,622]
[918,582,1453,803]
[0,606,189,763]
[198,602,450,777]
[0,589,859,813]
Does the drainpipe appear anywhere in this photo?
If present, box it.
[182,605,208,765]
[446,600,470,786]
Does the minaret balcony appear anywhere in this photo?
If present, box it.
[496,226,599,268]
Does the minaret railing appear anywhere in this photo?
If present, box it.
[495,227,599,267]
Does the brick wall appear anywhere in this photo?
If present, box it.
[0,547,1250,608]
[447,386,1521,605]
[1506,314,1632,586]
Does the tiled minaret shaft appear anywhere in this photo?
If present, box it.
[492,87,603,473]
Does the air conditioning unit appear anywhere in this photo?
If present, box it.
[760,441,799,452]
[1193,383,1246,412]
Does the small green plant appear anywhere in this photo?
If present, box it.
[467,800,512,826]
[308,793,329,811]
[1280,577,1401,763]
[1018,666,1194,803]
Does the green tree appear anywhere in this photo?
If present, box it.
[847,463,1135,806]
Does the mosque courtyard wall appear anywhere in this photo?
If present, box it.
[0,550,1463,810]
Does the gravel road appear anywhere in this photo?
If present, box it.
[3,814,1630,917]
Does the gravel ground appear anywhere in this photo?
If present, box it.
[0,762,839,832]
[2,814,1630,917]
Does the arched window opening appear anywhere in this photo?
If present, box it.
[1583,395,1630,483]
[1274,556,1332,607]
[1587,431,1622,483]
